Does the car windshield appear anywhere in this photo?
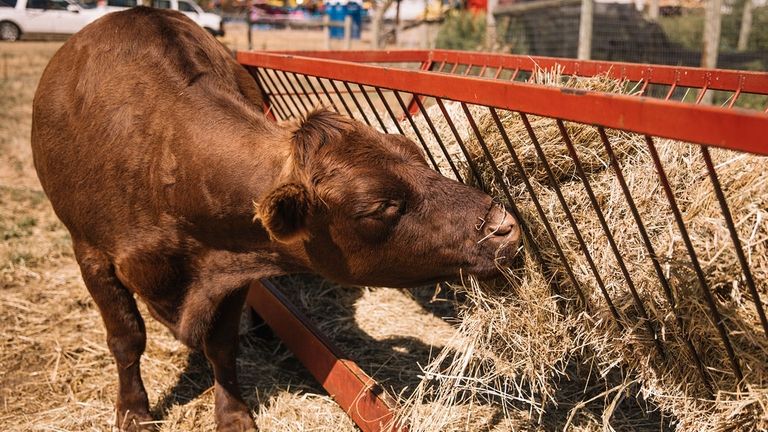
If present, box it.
[178,1,196,12]
[0,0,18,7]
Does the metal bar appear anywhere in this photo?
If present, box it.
[664,81,678,101]
[700,146,768,339]
[275,70,308,114]
[268,69,301,117]
[434,99,485,189]
[558,121,712,390]
[375,87,405,134]
[237,52,768,155]
[359,84,388,131]
[405,61,433,116]
[261,50,768,94]
[303,75,324,106]
[488,108,587,306]
[247,280,402,432]
[510,68,520,81]
[413,96,465,182]
[259,69,293,119]
[250,67,285,121]
[393,91,441,172]
[493,66,503,80]
[343,81,372,126]
[315,77,342,113]
[272,69,301,117]
[514,111,632,330]
[280,70,311,113]
[642,134,745,386]
[329,79,356,118]
[290,72,320,108]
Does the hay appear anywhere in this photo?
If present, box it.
[395,69,768,431]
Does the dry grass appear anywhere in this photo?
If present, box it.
[0,40,363,432]
[394,69,768,431]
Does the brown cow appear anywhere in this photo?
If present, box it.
[31,7,520,432]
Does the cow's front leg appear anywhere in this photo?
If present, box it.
[202,288,256,432]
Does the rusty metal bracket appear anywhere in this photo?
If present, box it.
[247,280,404,432]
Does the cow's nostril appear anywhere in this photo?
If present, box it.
[484,215,516,237]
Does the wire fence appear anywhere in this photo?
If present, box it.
[494,0,768,71]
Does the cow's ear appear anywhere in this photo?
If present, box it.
[255,183,311,242]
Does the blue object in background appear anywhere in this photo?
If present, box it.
[327,2,345,39]
[345,1,362,40]
[326,1,363,40]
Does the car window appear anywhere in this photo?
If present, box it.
[26,0,47,9]
[0,0,18,7]
[108,0,137,6]
[177,0,196,12]
[153,0,170,8]
[48,0,69,10]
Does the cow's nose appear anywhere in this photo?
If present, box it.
[483,205,519,242]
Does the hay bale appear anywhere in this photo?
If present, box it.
[395,69,768,431]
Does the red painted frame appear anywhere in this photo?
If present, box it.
[240,50,768,432]
[239,51,768,155]
[267,49,768,95]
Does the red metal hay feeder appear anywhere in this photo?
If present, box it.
[237,49,768,432]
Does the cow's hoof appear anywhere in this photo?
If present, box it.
[216,409,257,432]
[116,410,156,431]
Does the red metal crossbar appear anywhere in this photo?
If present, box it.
[239,51,768,155]
[247,280,402,432]
[268,49,768,95]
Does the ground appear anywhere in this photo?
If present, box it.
[0,26,456,432]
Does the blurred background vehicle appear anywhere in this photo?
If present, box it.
[152,0,224,34]
[0,0,106,40]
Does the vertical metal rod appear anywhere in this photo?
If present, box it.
[463,64,474,76]
[393,91,441,172]
[664,81,678,101]
[289,72,320,108]
[343,81,372,126]
[727,87,742,108]
[695,83,711,105]
[642,134,744,385]
[375,87,405,134]
[510,68,520,81]
[478,65,487,77]
[435,99,485,190]
[488,108,587,306]
[493,66,503,80]
[515,112,631,331]
[276,70,309,114]
[449,63,459,74]
[268,69,301,117]
[358,84,388,131]
[280,71,311,113]
[701,146,768,339]
[413,96,465,182]
[260,69,293,119]
[315,77,342,113]
[254,69,288,120]
[436,61,447,72]
[304,75,333,111]
[639,79,650,96]
[329,79,355,118]
[558,121,712,391]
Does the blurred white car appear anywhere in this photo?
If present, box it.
[0,0,222,41]
[151,0,223,36]
[0,0,105,40]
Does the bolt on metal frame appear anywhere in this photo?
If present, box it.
[239,49,768,432]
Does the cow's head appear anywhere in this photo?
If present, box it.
[257,109,520,287]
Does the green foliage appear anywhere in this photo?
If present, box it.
[435,11,486,51]
[659,4,768,53]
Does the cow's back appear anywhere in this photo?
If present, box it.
[31,7,266,247]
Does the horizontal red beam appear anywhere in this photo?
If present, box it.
[247,280,402,432]
[238,51,768,156]
[262,49,768,95]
